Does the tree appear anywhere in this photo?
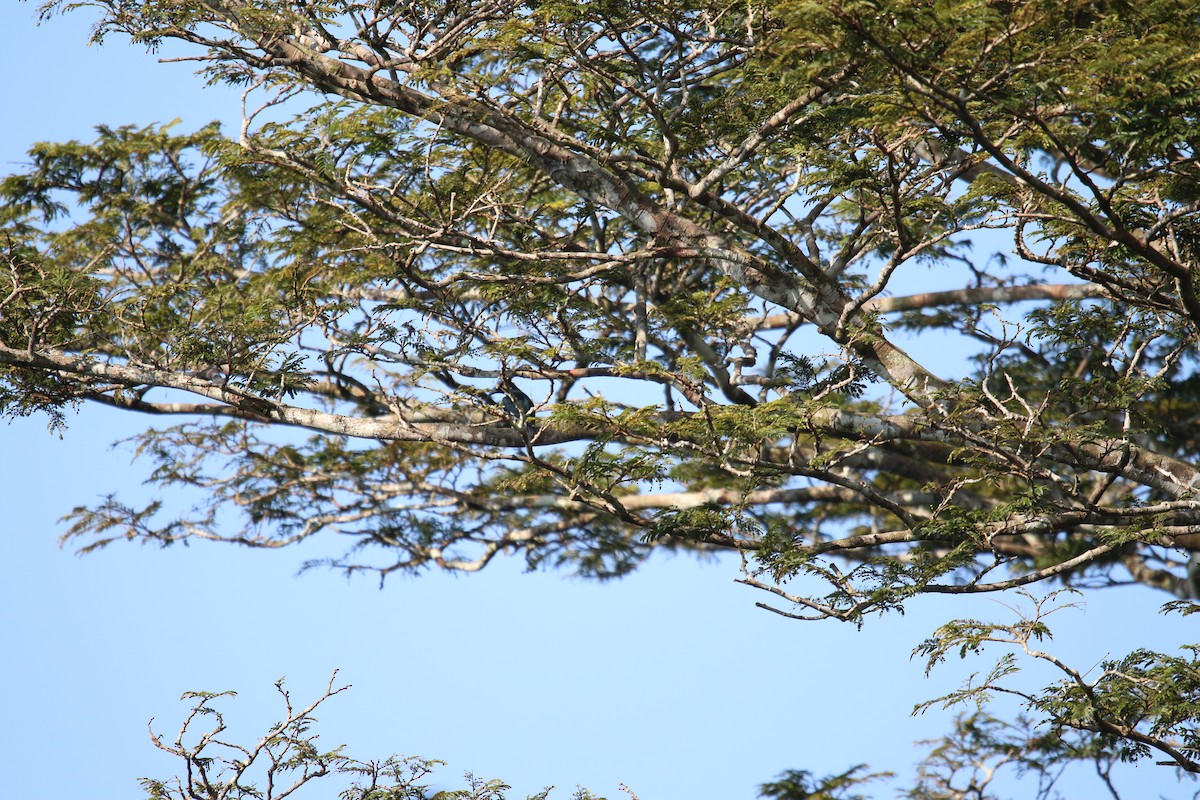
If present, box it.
[5,0,1200,795]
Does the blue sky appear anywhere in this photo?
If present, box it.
[0,4,1192,799]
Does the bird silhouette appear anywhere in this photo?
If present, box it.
[492,378,534,424]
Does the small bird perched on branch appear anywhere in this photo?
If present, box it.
[492,378,535,426]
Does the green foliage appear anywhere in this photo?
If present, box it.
[915,592,1200,774]
[759,765,890,800]
[12,0,1200,796]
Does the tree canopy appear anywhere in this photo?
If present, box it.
[7,0,1200,796]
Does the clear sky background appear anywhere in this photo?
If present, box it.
[0,4,1193,799]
